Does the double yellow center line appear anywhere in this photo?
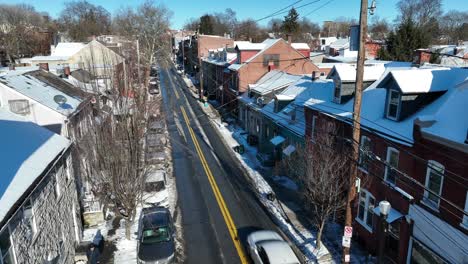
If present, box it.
[180,106,248,263]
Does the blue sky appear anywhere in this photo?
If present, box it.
[3,0,467,29]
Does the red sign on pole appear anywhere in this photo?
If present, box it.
[344,226,353,238]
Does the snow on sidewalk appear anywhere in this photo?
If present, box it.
[205,114,331,262]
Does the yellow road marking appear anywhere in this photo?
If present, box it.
[174,86,180,99]
[180,106,248,264]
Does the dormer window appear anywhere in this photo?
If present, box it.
[333,77,341,104]
[386,90,401,120]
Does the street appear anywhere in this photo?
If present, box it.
[159,62,279,264]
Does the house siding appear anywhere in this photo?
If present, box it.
[3,150,81,264]
[304,105,468,263]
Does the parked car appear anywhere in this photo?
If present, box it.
[145,170,167,192]
[137,207,175,264]
[247,230,300,264]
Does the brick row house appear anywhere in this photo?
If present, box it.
[222,38,318,115]
[201,47,237,101]
[0,108,81,264]
[303,67,468,263]
[178,34,234,76]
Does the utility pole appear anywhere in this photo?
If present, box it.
[342,0,372,262]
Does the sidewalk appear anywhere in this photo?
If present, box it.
[179,73,372,263]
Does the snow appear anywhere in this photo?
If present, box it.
[228,63,242,71]
[31,55,69,61]
[52,42,86,57]
[275,94,295,100]
[332,63,385,82]
[372,207,403,223]
[248,70,302,95]
[420,79,468,145]
[235,42,265,50]
[270,135,286,145]
[389,67,468,94]
[329,39,349,49]
[409,204,468,264]
[282,144,296,157]
[302,67,468,146]
[0,108,70,224]
[0,69,84,116]
[273,176,299,191]
[291,43,310,50]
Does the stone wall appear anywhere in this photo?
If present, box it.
[8,151,81,264]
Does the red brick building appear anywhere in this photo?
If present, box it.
[220,38,318,114]
[303,67,468,263]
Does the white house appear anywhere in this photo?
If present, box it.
[0,68,91,139]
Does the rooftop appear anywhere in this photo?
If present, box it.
[331,63,386,82]
[248,70,302,95]
[291,43,310,50]
[0,108,70,224]
[51,42,86,57]
[0,69,88,116]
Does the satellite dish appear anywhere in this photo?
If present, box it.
[54,94,67,105]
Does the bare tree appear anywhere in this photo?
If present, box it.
[58,0,111,41]
[284,125,349,249]
[113,0,172,65]
[234,19,268,42]
[369,16,391,40]
[76,45,160,239]
[439,10,468,44]
[0,4,53,63]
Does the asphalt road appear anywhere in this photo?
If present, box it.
[159,62,278,264]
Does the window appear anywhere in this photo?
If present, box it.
[23,199,36,236]
[356,189,375,231]
[0,228,15,264]
[262,54,279,66]
[384,148,399,185]
[358,136,372,172]
[386,90,400,120]
[333,77,341,103]
[423,160,444,209]
[55,171,61,199]
[310,116,317,142]
[8,100,30,115]
[462,191,468,229]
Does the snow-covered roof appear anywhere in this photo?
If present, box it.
[291,43,310,50]
[228,63,242,71]
[249,70,302,95]
[245,39,282,64]
[236,42,265,50]
[388,68,468,94]
[275,94,295,101]
[260,76,331,136]
[0,108,70,224]
[0,69,87,116]
[270,135,285,145]
[419,79,468,145]
[331,63,386,82]
[305,67,468,145]
[30,56,69,61]
[329,38,349,49]
[51,42,86,57]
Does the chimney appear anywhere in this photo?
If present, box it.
[287,34,292,45]
[9,64,15,71]
[312,71,316,80]
[39,63,49,71]
[64,66,71,78]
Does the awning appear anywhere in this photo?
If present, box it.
[373,206,404,223]
[282,144,296,156]
[270,135,285,146]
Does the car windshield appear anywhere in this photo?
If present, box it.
[141,226,170,244]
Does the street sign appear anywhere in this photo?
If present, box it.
[344,226,353,238]
[342,236,351,248]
